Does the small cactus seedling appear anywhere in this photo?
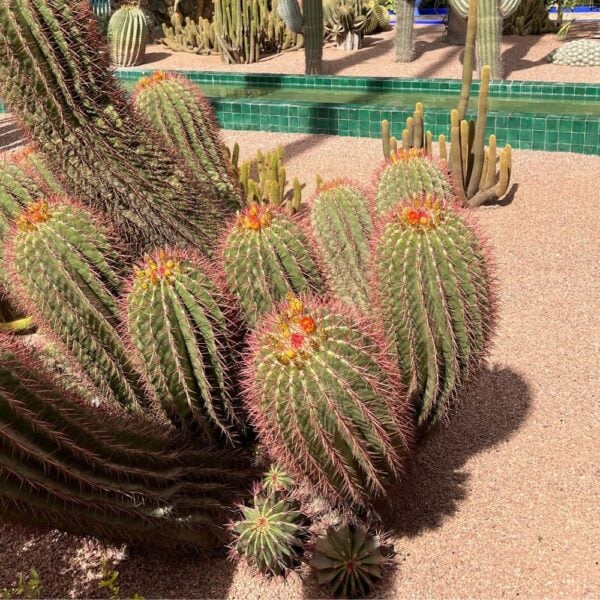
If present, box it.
[231,492,306,576]
[310,180,373,312]
[375,148,454,216]
[221,204,325,326]
[125,249,243,442]
[310,523,387,598]
[262,464,295,496]
[372,195,496,431]
[243,295,414,509]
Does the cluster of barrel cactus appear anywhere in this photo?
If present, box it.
[0,0,498,596]
[548,39,600,67]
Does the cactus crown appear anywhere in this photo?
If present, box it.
[262,464,295,495]
[236,203,273,231]
[136,71,170,90]
[389,147,428,163]
[397,195,444,230]
[133,250,182,289]
[16,201,52,232]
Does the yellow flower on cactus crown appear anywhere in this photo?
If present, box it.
[399,194,444,231]
[390,147,427,163]
[17,201,52,232]
[237,203,272,231]
[137,71,169,90]
[134,250,182,289]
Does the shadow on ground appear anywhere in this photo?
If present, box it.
[0,118,26,153]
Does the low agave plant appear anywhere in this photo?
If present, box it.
[310,523,388,598]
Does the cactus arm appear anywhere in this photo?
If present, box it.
[277,0,304,33]
[447,0,469,18]
[466,65,490,200]
[457,0,478,121]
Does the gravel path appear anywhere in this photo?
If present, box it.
[130,22,600,82]
[1,127,598,598]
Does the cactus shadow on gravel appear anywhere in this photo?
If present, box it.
[384,364,532,537]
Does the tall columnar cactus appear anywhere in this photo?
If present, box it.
[125,249,243,443]
[5,199,144,411]
[133,72,242,212]
[278,0,323,73]
[372,196,496,431]
[448,0,521,78]
[0,335,251,548]
[395,0,415,62]
[230,492,306,575]
[324,0,369,51]
[375,149,455,216]
[220,204,325,327]
[0,0,233,255]
[309,180,373,312]
[107,4,149,67]
[243,295,414,508]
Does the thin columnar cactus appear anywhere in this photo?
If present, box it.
[372,196,496,432]
[107,4,149,67]
[374,149,455,215]
[310,524,388,598]
[0,335,251,548]
[230,492,306,575]
[133,72,242,212]
[125,248,243,443]
[243,295,414,509]
[220,204,325,326]
[277,0,323,73]
[5,199,144,411]
[309,180,373,312]
[0,0,233,255]
[395,0,415,62]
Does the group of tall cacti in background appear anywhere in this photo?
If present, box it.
[0,0,500,596]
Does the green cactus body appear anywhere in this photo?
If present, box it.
[125,249,242,443]
[133,73,242,212]
[395,0,415,61]
[107,5,149,67]
[375,149,454,216]
[221,204,325,326]
[231,493,305,575]
[0,335,250,548]
[310,181,373,312]
[262,463,295,495]
[7,147,65,196]
[310,524,386,598]
[373,197,495,431]
[244,295,414,508]
[0,0,233,255]
[6,200,144,411]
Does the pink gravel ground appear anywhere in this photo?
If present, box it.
[0,126,598,598]
[130,22,600,82]
[1,21,599,597]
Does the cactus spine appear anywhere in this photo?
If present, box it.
[0,335,250,548]
[278,0,323,73]
[0,0,234,255]
[221,205,325,326]
[243,295,414,508]
[107,4,149,67]
[125,249,242,443]
[373,197,495,431]
[133,72,242,212]
[310,181,373,311]
[6,200,144,411]
[395,0,415,62]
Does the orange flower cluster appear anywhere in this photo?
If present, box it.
[134,250,182,289]
[269,294,324,366]
[390,147,427,163]
[137,71,169,90]
[399,195,443,230]
[17,201,52,232]
[237,203,272,232]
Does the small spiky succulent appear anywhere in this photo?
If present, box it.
[310,523,387,598]
[374,148,454,216]
[231,492,306,576]
[548,39,600,67]
[262,464,295,496]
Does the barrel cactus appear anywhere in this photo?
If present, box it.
[133,72,242,212]
[125,248,243,443]
[310,524,387,598]
[231,492,306,575]
[243,295,414,509]
[220,204,325,326]
[309,180,373,311]
[107,4,149,67]
[262,463,295,495]
[372,195,496,431]
[5,199,144,411]
[374,149,454,216]
[548,39,600,66]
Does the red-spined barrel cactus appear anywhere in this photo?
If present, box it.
[309,180,373,312]
[372,195,496,431]
[5,199,144,411]
[220,204,325,326]
[124,248,243,443]
[243,295,414,509]
[375,149,454,216]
